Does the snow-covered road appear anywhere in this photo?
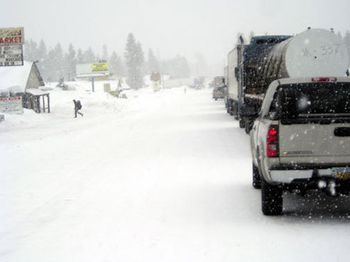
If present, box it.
[1,88,350,261]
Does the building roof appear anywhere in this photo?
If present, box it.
[26,88,49,96]
[0,61,34,93]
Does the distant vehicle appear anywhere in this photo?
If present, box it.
[226,29,349,134]
[212,76,226,100]
[150,72,161,92]
[250,77,350,216]
[192,77,205,89]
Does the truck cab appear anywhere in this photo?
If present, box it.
[212,76,226,100]
[250,77,350,215]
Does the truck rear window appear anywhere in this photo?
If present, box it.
[279,83,350,120]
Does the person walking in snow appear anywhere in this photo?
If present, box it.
[73,99,83,118]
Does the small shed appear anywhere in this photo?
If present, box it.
[0,61,49,113]
[24,89,50,113]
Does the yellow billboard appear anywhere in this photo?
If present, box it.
[91,63,109,72]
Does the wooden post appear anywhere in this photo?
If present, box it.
[37,96,41,113]
[47,94,50,113]
[42,95,46,113]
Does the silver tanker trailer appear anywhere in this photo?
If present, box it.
[226,28,349,133]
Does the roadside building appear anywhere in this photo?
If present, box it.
[0,61,50,113]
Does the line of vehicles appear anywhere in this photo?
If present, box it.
[211,76,226,100]
[213,28,350,215]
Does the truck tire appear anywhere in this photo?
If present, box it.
[228,100,234,116]
[261,179,283,216]
[232,102,238,117]
[226,101,231,114]
[252,162,261,189]
[245,122,251,134]
[239,119,245,128]
[229,107,233,116]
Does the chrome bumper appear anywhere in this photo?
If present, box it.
[270,169,333,183]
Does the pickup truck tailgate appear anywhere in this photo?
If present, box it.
[279,123,350,164]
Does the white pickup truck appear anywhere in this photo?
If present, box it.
[250,77,350,215]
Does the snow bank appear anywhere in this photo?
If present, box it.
[0,80,131,133]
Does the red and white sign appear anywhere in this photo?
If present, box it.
[0,27,24,67]
[0,28,24,45]
[0,96,23,114]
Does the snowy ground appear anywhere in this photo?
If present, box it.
[1,86,350,262]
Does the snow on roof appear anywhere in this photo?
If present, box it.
[0,61,33,93]
[26,88,49,96]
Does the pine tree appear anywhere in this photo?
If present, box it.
[46,43,64,81]
[102,44,109,62]
[37,40,47,62]
[76,48,84,64]
[46,48,56,82]
[162,55,190,79]
[82,47,95,63]
[147,49,159,74]
[64,43,77,80]
[135,42,145,75]
[37,40,48,80]
[344,31,350,66]
[24,39,38,61]
[125,33,144,89]
[54,43,64,80]
[175,55,190,78]
[109,51,125,77]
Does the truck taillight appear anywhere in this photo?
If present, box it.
[267,125,279,158]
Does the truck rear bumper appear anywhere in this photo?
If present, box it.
[270,169,333,183]
[269,167,350,195]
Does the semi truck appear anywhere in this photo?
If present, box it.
[226,28,349,133]
[212,76,226,100]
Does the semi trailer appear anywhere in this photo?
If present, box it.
[226,28,349,133]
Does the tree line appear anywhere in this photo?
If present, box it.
[343,31,350,67]
[24,33,191,89]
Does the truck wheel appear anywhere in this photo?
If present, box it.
[239,119,245,128]
[229,107,233,116]
[245,122,251,134]
[252,163,261,189]
[228,101,234,115]
[261,179,283,216]
[226,104,231,114]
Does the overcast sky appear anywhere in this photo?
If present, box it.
[1,0,350,73]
